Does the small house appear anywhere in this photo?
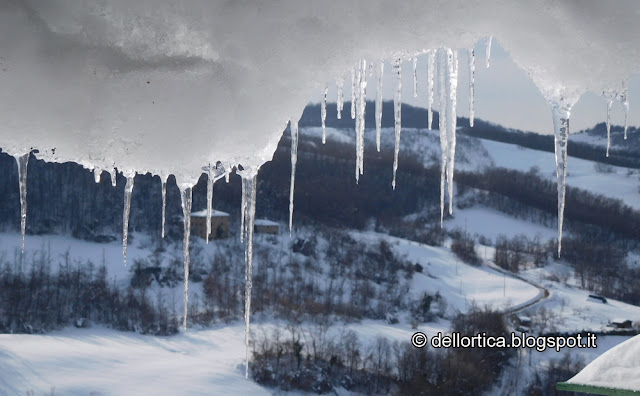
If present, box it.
[609,318,633,329]
[254,219,279,235]
[516,315,532,328]
[190,209,229,240]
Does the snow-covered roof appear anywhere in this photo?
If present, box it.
[610,318,633,324]
[191,209,229,218]
[567,334,640,392]
[254,219,279,227]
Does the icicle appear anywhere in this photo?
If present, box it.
[606,96,613,157]
[427,50,435,130]
[354,64,362,181]
[93,168,102,183]
[438,49,448,226]
[617,88,630,139]
[240,173,247,243]
[355,59,367,182]
[551,102,572,257]
[446,49,459,215]
[15,153,29,253]
[238,170,258,379]
[225,163,232,183]
[336,78,344,119]
[160,174,167,239]
[321,84,328,144]
[206,165,214,244]
[486,36,493,68]
[468,48,475,127]
[111,168,117,187]
[413,57,418,98]
[351,67,356,119]
[375,61,384,152]
[368,62,373,77]
[289,118,299,236]
[122,173,135,264]
[391,58,402,190]
[180,185,193,329]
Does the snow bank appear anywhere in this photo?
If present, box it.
[568,334,640,391]
[1,1,639,184]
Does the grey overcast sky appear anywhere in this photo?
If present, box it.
[314,38,640,135]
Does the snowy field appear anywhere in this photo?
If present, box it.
[445,206,557,241]
[0,325,270,396]
[352,231,541,316]
[480,139,640,210]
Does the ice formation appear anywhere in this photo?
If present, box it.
[486,36,493,68]
[15,153,29,253]
[618,89,630,139]
[603,91,615,157]
[160,174,168,239]
[427,50,435,130]
[180,186,192,329]
[206,167,214,243]
[289,118,299,235]
[355,59,367,182]
[122,173,135,263]
[391,58,402,190]
[438,49,448,225]
[238,169,258,379]
[375,61,384,152]
[321,85,328,144]
[93,168,102,184]
[551,100,574,257]
[468,48,475,127]
[413,57,418,98]
[350,67,356,120]
[446,50,459,216]
[336,78,345,120]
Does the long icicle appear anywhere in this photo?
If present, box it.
[446,49,459,215]
[427,50,435,130]
[413,57,418,98]
[376,61,384,152]
[15,153,29,253]
[336,78,344,119]
[551,102,572,257]
[122,173,135,264]
[391,58,402,190]
[289,117,299,236]
[606,96,613,157]
[438,49,448,226]
[351,67,356,119]
[355,59,367,182]
[160,174,167,238]
[206,165,214,244]
[468,48,475,127]
[355,63,362,181]
[180,185,193,329]
[240,170,258,379]
[486,36,493,68]
[240,173,247,243]
[321,84,328,144]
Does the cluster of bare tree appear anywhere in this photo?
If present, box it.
[251,306,514,395]
[0,248,178,335]
[179,230,425,326]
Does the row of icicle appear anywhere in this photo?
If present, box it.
[10,35,632,381]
